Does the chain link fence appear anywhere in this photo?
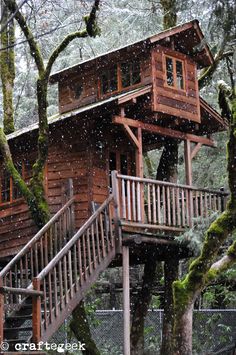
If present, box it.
[51,309,236,354]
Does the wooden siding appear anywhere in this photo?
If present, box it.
[58,54,152,114]
[0,119,135,258]
[152,45,200,123]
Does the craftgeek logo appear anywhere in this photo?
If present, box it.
[0,341,86,352]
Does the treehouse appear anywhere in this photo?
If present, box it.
[0,20,228,353]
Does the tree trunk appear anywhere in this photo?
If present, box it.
[70,301,100,355]
[160,0,177,30]
[130,139,179,353]
[130,261,162,354]
[173,302,194,355]
[160,259,179,355]
[0,0,15,134]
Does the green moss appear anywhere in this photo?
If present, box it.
[0,6,15,134]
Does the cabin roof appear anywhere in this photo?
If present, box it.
[6,85,227,143]
[50,19,213,83]
[6,86,151,141]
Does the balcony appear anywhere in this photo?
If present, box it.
[111,172,228,237]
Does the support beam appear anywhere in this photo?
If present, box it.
[123,246,130,355]
[184,140,194,227]
[122,124,139,148]
[184,140,192,186]
[136,127,143,178]
[190,142,202,160]
[113,116,216,147]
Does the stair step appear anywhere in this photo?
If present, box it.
[3,352,46,355]
[4,339,27,344]
[4,326,32,332]
[6,315,31,320]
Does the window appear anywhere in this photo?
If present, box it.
[165,56,185,90]
[101,66,118,95]
[121,61,141,88]
[69,83,83,101]
[100,60,141,96]
[0,160,34,205]
[0,162,24,204]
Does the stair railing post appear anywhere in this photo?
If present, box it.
[0,277,4,345]
[67,178,75,236]
[111,170,122,253]
[32,278,41,344]
[123,246,130,355]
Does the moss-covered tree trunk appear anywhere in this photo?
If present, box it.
[70,301,100,355]
[172,87,236,354]
[1,0,101,349]
[0,0,15,134]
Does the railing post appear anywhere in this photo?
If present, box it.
[32,278,41,344]
[189,188,194,228]
[123,246,130,355]
[68,179,75,235]
[0,277,4,345]
[111,171,122,253]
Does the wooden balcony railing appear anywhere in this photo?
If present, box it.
[112,172,228,231]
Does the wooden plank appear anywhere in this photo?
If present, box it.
[184,140,193,186]
[122,124,139,148]
[32,278,42,344]
[0,278,4,345]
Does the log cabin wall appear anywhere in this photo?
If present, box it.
[151,45,200,123]
[0,117,135,259]
[0,145,38,259]
[0,121,92,259]
[58,49,152,114]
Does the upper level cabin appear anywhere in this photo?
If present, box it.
[51,19,221,130]
[0,20,228,262]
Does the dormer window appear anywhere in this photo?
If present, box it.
[165,56,185,90]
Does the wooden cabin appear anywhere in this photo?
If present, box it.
[0,20,229,353]
[0,19,227,260]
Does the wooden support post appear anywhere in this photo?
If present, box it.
[135,128,145,222]
[111,171,122,253]
[184,140,192,186]
[0,278,4,345]
[184,140,193,227]
[68,178,75,236]
[32,278,41,344]
[123,246,130,355]
[136,127,143,178]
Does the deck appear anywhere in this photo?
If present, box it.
[111,172,228,242]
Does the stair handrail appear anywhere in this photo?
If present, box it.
[0,197,75,278]
[30,194,116,342]
[36,194,114,282]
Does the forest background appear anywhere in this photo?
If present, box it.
[0,1,235,354]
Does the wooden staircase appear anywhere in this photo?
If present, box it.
[0,194,116,353]
[0,172,228,353]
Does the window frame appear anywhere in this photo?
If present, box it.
[163,55,186,92]
[0,162,25,206]
[98,60,141,98]
[0,160,48,207]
